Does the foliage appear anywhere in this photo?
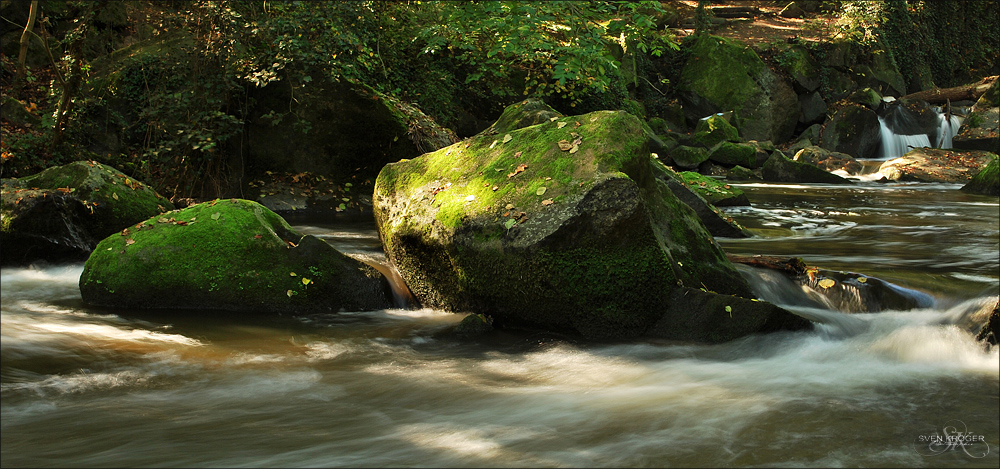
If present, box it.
[420,1,677,108]
[834,0,1000,87]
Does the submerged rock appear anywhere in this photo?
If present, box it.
[374,104,809,340]
[878,148,998,183]
[79,199,392,313]
[1,161,173,265]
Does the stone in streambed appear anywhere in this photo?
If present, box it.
[79,199,392,313]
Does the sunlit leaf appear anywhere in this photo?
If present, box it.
[503,134,512,143]
[857,277,867,283]
[211,212,221,220]
[286,289,296,297]
[556,122,567,129]
[112,192,119,200]
[536,187,547,195]
[569,144,579,154]
[290,272,297,276]
[514,151,523,158]
[504,218,516,230]
[302,278,312,285]
[558,140,572,151]
[505,204,515,210]
[818,278,836,289]
[489,140,498,149]
[549,117,559,122]
[125,238,135,246]
[541,199,554,206]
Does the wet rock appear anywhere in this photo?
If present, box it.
[974,301,999,347]
[374,105,804,341]
[878,148,997,183]
[79,199,393,313]
[1,161,173,265]
[762,151,853,184]
[710,142,758,168]
[455,313,495,336]
[793,146,863,175]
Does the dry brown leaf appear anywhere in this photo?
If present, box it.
[541,199,554,206]
[558,140,573,151]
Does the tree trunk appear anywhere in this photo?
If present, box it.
[17,0,39,80]
[901,76,997,104]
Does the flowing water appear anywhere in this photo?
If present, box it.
[2,181,998,467]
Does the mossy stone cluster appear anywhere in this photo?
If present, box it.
[1,161,173,264]
[374,103,808,341]
[762,151,853,184]
[79,199,392,314]
[960,156,999,196]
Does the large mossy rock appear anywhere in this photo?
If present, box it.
[793,146,863,175]
[374,105,810,340]
[960,157,999,196]
[79,199,392,313]
[678,35,799,144]
[878,148,998,183]
[485,98,564,135]
[762,152,853,184]
[819,104,881,159]
[1,161,173,265]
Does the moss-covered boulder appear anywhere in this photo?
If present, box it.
[79,199,392,313]
[653,165,751,239]
[961,157,999,196]
[692,114,740,148]
[878,148,998,183]
[762,152,853,184]
[773,44,821,93]
[726,165,762,181]
[1,161,173,265]
[676,171,750,207]
[485,98,564,135]
[793,146,863,175]
[374,107,809,340]
[819,104,881,159]
[670,145,712,169]
[678,35,799,144]
[710,141,758,168]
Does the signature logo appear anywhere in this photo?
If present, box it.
[913,420,990,458]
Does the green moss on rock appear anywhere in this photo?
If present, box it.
[79,199,392,313]
[709,142,757,168]
[677,171,750,206]
[373,105,796,341]
[960,156,999,196]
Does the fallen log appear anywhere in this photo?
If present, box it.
[901,76,997,105]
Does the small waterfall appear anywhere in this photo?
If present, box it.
[875,100,964,160]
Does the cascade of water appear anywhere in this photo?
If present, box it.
[874,101,964,160]
[878,117,931,159]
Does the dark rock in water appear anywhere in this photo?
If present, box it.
[792,146,863,175]
[726,165,762,181]
[1,161,173,265]
[731,261,935,313]
[80,199,393,314]
[762,151,853,184]
[374,105,805,341]
[960,157,999,196]
[954,81,1000,153]
[455,313,495,336]
[819,104,881,159]
[878,148,997,183]
[646,287,812,343]
[975,302,999,347]
[797,270,935,313]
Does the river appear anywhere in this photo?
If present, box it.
[2,180,997,467]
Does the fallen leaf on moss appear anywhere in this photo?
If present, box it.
[541,199,554,206]
[286,290,296,297]
[290,272,297,276]
[504,218,516,230]
[558,140,573,151]
[505,204,514,210]
[557,122,567,129]
[514,151,522,158]
[536,187,547,195]
[254,234,263,239]
[489,140,498,149]
[125,238,135,246]
[503,134,512,143]
[569,144,579,154]
[211,212,221,220]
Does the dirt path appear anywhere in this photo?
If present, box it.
[674,0,839,46]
